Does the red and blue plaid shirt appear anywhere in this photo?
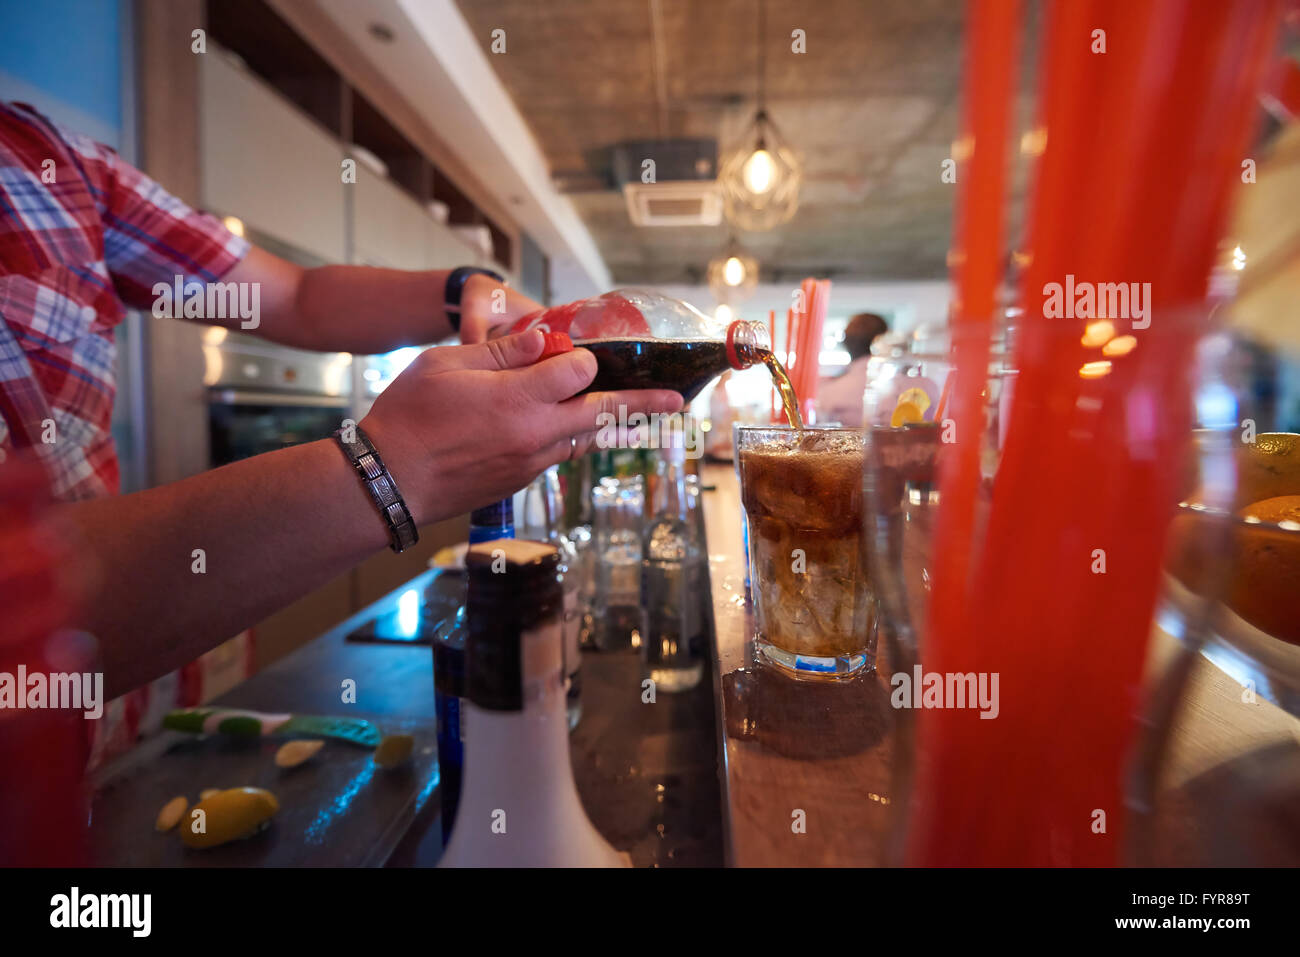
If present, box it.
[0,102,248,500]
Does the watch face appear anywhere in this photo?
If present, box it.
[449,266,502,305]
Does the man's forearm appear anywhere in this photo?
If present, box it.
[293,265,453,353]
[222,248,454,353]
[57,439,391,699]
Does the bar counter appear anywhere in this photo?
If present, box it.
[88,465,1297,868]
[698,462,898,866]
[696,462,1300,867]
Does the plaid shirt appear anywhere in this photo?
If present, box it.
[0,102,248,500]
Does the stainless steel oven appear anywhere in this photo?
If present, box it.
[204,331,352,467]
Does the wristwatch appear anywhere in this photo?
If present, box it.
[332,426,418,553]
[444,265,505,334]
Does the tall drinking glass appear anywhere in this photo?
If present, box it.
[736,426,877,679]
[592,476,643,650]
[1131,329,1300,866]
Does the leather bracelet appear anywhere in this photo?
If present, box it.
[332,426,419,553]
[444,265,504,334]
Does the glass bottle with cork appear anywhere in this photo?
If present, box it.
[438,540,626,867]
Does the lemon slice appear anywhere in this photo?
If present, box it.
[891,401,926,427]
[897,387,932,414]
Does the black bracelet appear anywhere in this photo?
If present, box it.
[444,265,504,334]
[332,426,419,553]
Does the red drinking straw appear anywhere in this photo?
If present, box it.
[775,306,795,424]
[931,370,953,425]
[905,0,1020,864]
[798,279,830,424]
[908,0,1284,867]
[793,281,810,416]
[0,459,90,865]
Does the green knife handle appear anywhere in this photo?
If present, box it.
[163,710,210,733]
[215,715,264,737]
[163,710,265,737]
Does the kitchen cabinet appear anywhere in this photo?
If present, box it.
[353,166,430,270]
[199,49,346,263]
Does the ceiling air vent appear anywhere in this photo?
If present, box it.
[611,138,721,227]
[623,181,723,227]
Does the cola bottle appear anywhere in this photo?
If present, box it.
[508,289,771,402]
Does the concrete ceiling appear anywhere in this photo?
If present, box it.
[453,0,1038,286]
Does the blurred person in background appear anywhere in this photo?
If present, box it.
[0,101,683,706]
[817,312,888,428]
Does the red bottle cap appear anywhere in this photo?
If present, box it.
[536,331,574,362]
[725,320,743,369]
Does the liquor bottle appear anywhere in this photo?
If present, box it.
[431,610,466,845]
[640,434,706,692]
[434,497,517,844]
[591,448,615,484]
[438,540,626,867]
[591,477,644,651]
[560,455,599,650]
[468,498,515,544]
[519,467,584,729]
[507,289,773,402]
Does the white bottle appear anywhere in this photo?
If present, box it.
[438,539,626,868]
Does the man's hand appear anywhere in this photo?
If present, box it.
[359,330,681,524]
[457,274,543,344]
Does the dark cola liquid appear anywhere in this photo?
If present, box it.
[575,338,735,404]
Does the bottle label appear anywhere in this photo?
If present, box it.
[510,292,651,339]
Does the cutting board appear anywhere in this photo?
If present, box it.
[89,714,437,867]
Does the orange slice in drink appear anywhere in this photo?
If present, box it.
[897,387,932,415]
[891,400,926,427]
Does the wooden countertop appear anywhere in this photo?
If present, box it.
[696,462,1300,867]
[699,463,899,866]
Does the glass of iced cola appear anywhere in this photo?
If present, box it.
[736,426,877,678]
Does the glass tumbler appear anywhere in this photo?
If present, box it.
[736,426,877,679]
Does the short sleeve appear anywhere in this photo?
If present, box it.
[58,127,250,311]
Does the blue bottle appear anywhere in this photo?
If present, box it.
[469,498,516,544]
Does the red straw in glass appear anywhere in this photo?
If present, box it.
[909,0,1284,867]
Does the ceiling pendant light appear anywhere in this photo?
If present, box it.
[707,238,759,303]
[718,0,802,231]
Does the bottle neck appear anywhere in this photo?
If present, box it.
[542,468,565,542]
[654,455,690,521]
[469,498,515,544]
[725,320,771,369]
